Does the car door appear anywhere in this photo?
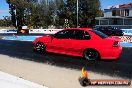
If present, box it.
[46,30,74,53]
[65,30,91,55]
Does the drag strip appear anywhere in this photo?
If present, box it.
[0,40,132,79]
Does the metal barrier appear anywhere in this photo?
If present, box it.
[111,36,132,43]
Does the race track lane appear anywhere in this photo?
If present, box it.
[0,40,132,79]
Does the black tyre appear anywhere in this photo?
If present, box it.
[83,49,99,60]
[79,77,91,87]
[36,42,46,54]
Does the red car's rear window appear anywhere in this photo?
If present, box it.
[91,30,108,38]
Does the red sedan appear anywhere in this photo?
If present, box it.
[33,28,122,60]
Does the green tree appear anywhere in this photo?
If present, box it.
[0,16,12,27]
[6,0,38,33]
[6,0,17,28]
[78,0,102,27]
[39,0,47,28]
[46,0,56,27]
[30,3,41,28]
[6,0,103,29]
[65,0,102,28]
[55,0,66,28]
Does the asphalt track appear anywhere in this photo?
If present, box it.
[0,39,132,79]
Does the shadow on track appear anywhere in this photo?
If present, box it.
[0,40,132,79]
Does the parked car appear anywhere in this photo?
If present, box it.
[33,28,122,60]
[94,27,124,36]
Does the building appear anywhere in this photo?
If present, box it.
[96,3,132,29]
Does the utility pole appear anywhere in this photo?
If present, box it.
[77,0,78,27]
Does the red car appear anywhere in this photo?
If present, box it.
[33,28,122,60]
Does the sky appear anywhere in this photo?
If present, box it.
[0,0,10,19]
[0,0,132,19]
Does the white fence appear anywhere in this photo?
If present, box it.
[29,29,63,34]
[0,29,63,34]
[0,29,17,33]
[0,28,132,35]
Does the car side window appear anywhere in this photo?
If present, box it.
[54,30,74,39]
[54,30,68,39]
[84,31,91,40]
[74,30,91,40]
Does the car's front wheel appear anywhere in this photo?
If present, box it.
[83,49,99,60]
[36,42,46,54]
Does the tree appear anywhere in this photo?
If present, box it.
[55,0,66,28]
[39,0,47,28]
[6,0,38,33]
[30,3,41,28]
[67,0,78,27]
[65,0,102,28]
[6,0,103,29]
[0,16,12,27]
[78,0,102,27]
[46,0,56,27]
[6,0,17,28]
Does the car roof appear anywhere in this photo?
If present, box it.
[64,28,92,31]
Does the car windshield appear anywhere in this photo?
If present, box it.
[91,30,108,38]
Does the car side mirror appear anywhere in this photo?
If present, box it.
[47,35,54,40]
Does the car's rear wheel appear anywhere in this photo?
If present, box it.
[36,42,46,54]
[83,49,99,60]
